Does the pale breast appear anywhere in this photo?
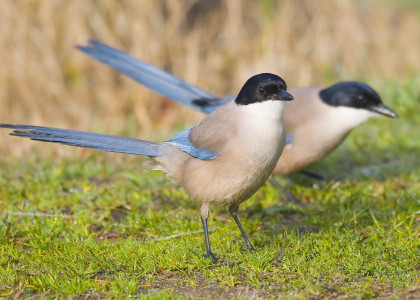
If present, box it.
[157,101,287,205]
[180,127,285,205]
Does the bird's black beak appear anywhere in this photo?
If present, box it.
[369,103,398,118]
[273,90,294,101]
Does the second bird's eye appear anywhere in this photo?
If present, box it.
[357,95,366,103]
[258,87,266,95]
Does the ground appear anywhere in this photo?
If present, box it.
[0,77,419,298]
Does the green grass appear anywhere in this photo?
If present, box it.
[0,77,419,298]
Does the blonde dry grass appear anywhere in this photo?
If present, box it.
[0,0,419,157]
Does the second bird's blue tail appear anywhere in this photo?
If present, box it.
[77,40,230,113]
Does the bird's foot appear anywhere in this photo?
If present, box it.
[240,244,256,253]
[201,252,219,264]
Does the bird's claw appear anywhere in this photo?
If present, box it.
[240,245,256,253]
[201,252,219,264]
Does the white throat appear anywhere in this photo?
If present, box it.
[238,100,286,122]
[333,106,378,130]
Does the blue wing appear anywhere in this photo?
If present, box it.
[285,134,294,145]
[168,128,291,159]
[77,40,229,114]
[166,127,218,160]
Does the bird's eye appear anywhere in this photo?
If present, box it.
[258,87,266,95]
[357,95,366,103]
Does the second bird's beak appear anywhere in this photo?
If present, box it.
[370,103,398,118]
[273,90,294,101]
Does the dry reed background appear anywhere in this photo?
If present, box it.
[0,0,419,157]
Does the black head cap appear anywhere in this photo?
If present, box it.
[235,73,294,105]
[320,81,397,118]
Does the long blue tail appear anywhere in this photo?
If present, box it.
[77,40,230,113]
[0,124,166,157]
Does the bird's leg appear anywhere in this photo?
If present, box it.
[200,204,218,263]
[229,204,256,253]
[300,170,324,181]
[268,177,304,206]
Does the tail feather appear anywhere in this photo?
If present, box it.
[77,40,225,113]
[0,124,166,157]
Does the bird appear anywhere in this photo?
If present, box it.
[77,40,398,203]
[0,73,294,263]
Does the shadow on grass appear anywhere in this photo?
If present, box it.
[276,145,420,193]
[319,146,420,181]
